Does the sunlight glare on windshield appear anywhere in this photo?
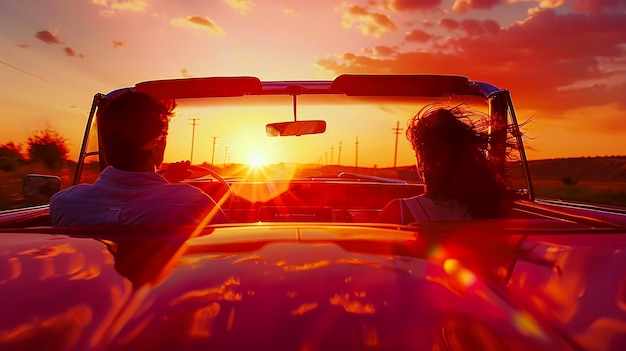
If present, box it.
[246,150,266,169]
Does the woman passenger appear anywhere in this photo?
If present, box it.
[377,104,510,224]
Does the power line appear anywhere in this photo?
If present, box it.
[210,136,218,166]
[337,141,342,165]
[0,60,57,85]
[355,136,359,168]
[224,146,229,167]
[392,120,403,168]
[189,118,199,164]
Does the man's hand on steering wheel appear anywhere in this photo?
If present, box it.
[160,160,193,183]
[157,162,235,214]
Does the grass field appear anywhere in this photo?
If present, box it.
[532,178,626,207]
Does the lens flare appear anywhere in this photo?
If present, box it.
[246,151,266,169]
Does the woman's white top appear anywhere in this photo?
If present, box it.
[402,195,471,222]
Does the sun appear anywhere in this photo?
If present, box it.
[246,151,266,169]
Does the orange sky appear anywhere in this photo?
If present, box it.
[1,0,625,162]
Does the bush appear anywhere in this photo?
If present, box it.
[0,142,25,172]
[27,127,69,170]
[0,155,20,172]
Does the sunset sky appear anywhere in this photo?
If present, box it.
[1,0,625,163]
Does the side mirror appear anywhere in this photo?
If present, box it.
[266,120,326,137]
[23,174,61,198]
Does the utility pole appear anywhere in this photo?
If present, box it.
[392,120,403,168]
[330,146,334,165]
[337,141,342,165]
[188,118,199,164]
[355,136,359,168]
[224,146,229,167]
[210,136,218,166]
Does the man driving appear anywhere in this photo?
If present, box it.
[50,91,229,226]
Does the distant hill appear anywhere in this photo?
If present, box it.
[317,156,626,183]
[528,156,626,181]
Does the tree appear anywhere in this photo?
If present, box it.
[0,142,25,172]
[27,127,69,170]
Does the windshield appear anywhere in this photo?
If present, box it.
[170,95,455,170]
[78,91,528,195]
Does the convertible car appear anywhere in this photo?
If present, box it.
[1,75,625,351]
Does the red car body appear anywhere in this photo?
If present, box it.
[1,75,625,350]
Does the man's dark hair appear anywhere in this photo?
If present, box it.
[97,91,175,171]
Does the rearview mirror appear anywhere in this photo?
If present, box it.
[266,120,326,137]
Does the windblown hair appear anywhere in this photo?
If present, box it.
[406,104,509,219]
[97,91,176,171]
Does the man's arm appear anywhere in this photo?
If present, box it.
[160,161,193,183]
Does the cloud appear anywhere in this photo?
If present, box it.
[480,19,500,35]
[64,47,84,58]
[458,18,501,36]
[224,0,254,15]
[341,5,397,38]
[521,0,566,15]
[434,18,501,37]
[91,0,148,12]
[170,16,226,36]
[509,0,623,15]
[572,0,626,13]
[385,0,442,11]
[452,0,502,13]
[372,45,397,57]
[404,29,433,42]
[422,19,436,28]
[439,18,460,30]
[535,0,565,8]
[35,30,64,45]
[34,30,84,58]
[64,47,76,57]
[112,40,124,49]
[283,8,298,17]
[111,0,147,11]
[317,9,626,117]
[509,0,569,15]
[361,45,399,57]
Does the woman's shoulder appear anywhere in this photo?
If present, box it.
[409,196,471,221]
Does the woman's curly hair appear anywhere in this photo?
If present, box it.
[406,104,509,219]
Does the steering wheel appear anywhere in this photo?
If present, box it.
[158,165,236,216]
